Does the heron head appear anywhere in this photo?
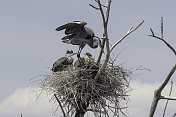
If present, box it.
[91,36,102,48]
[66,50,73,54]
[85,52,92,58]
[65,50,77,56]
[84,52,94,64]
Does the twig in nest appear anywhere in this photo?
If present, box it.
[54,94,66,117]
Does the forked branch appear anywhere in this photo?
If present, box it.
[148,17,176,117]
[94,0,112,80]
[96,0,111,64]
[149,28,176,56]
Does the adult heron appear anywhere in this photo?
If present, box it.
[55,21,101,59]
[52,50,76,72]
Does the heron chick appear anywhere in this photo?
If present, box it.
[55,21,102,59]
[52,50,76,72]
[74,52,94,67]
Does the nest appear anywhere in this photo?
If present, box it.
[41,62,132,117]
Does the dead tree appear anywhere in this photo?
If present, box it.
[41,0,144,117]
[148,17,176,117]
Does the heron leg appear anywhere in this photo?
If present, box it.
[77,46,84,65]
[77,46,81,59]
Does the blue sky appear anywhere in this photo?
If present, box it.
[0,0,175,117]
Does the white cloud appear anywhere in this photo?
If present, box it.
[127,81,158,117]
[0,81,176,117]
[127,81,176,117]
[0,87,55,117]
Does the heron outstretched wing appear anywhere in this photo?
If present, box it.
[56,21,87,35]
[56,23,76,31]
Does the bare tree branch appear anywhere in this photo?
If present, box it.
[95,0,108,8]
[162,81,173,117]
[89,4,100,10]
[148,64,176,117]
[157,64,176,93]
[149,29,176,56]
[96,0,107,64]
[148,17,176,117]
[161,17,164,39]
[105,0,111,24]
[160,96,176,101]
[110,20,144,52]
[95,0,112,80]
[149,28,154,37]
[97,0,111,73]
[54,94,66,117]
[97,0,106,25]
[149,18,176,93]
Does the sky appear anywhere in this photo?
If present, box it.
[0,0,176,117]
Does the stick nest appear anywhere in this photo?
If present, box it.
[41,62,132,116]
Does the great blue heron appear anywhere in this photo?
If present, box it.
[55,21,101,59]
[74,52,94,67]
[52,50,76,72]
